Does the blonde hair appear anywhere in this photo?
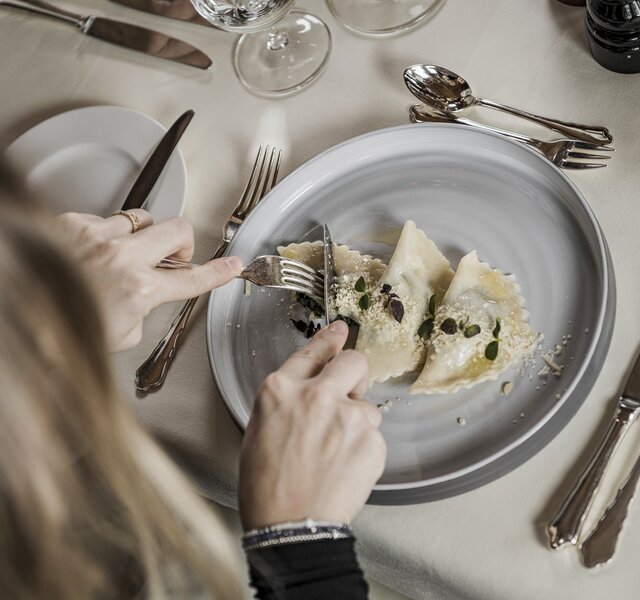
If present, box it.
[0,178,243,599]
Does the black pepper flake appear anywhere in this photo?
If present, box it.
[381,283,392,294]
[440,318,458,335]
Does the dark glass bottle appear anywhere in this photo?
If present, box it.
[586,0,640,73]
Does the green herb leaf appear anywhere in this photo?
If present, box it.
[354,276,366,293]
[418,318,435,338]
[428,294,438,316]
[485,340,499,361]
[464,324,481,338]
[492,317,501,339]
[440,317,458,335]
[359,293,370,310]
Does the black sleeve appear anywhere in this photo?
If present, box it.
[246,538,369,600]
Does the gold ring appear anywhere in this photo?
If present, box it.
[112,209,141,233]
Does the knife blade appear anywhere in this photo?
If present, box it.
[122,109,194,211]
[109,0,211,27]
[322,224,337,327]
[548,352,640,550]
[0,0,212,69]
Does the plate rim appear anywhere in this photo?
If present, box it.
[206,123,612,497]
[2,104,187,219]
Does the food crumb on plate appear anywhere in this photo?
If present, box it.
[501,381,513,396]
[457,417,466,426]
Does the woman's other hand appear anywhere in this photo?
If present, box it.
[239,320,387,530]
[54,210,242,352]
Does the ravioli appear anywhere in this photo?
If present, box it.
[410,251,536,395]
[277,241,387,321]
[355,220,454,384]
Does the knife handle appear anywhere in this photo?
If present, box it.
[547,402,638,549]
[135,239,228,393]
[0,0,82,26]
[580,453,640,568]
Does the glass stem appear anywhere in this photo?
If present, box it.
[267,27,289,51]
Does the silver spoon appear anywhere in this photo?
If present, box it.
[404,64,613,145]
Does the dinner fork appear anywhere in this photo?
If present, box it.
[158,255,325,299]
[409,104,613,170]
[240,255,324,298]
[135,145,282,393]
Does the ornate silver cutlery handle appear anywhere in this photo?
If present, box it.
[547,403,638,549]
[580,453,640,568]
[0,0,84,27]
[135,240,227,393]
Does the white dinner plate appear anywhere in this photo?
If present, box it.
[2,105,186,220]
[206,124,614,504]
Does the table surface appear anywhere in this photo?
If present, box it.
[3,1,640,598]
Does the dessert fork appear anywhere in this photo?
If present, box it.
[136,145,282,393]
[409,104,613,170]
[158,255,324,299]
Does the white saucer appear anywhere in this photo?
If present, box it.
[2,106,186,221]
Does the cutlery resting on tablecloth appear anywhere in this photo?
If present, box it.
[0,0,212,69]
[405,63,614,169]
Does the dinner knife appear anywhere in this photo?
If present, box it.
[109,0,211,27]
[547,352,640,549]
[0,0,212,69]
[122,109,194,211]
[322,224,337,327]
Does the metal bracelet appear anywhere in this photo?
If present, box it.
[242,518,353,551]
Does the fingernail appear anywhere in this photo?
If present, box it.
[224,256,243,273]
[328,320,347,333]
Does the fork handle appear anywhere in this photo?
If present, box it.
[410,104,536,146]
[475,97,613,145]
[135,239,227,393]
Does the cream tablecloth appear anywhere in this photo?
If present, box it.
[2,1,640,598]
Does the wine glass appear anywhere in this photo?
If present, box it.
[326,0,446,36]
[191,1,331,96]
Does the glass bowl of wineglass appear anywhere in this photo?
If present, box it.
[191,0,331,96]
[326,0,446,36]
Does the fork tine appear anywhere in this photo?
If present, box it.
[237,145,269,215]
[283,284,324,299]
[235,145,266,213]
[257,147,281,200]
[282,273,323,290]
[281,272,324,291]
[280,257,321,277]
[239,146,282,217]
[565,150,611,161]
[560,161,607,170]
[571,141,615,152]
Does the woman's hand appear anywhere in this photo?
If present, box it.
[54,210,242,352]
[239,320,387,530]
